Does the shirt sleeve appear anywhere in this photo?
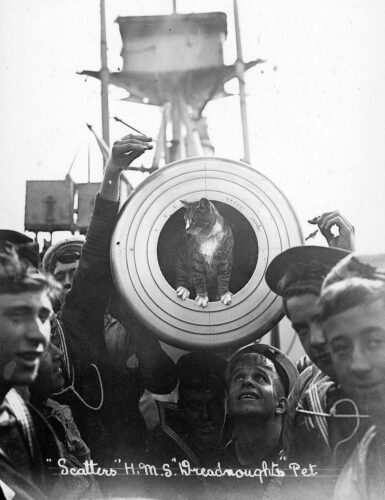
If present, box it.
[60,194,119,368]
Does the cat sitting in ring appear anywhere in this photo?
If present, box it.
[176,198,234,308]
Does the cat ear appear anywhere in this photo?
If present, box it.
[180,200,191,209]
[199,198,211,210]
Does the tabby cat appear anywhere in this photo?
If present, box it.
[176,198,234,307]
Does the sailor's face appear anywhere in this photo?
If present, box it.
[53,261,78,303]
[0,290,51,388]
[228,357,282,418]
[286,293,334,376]
[324,298,385,417]
[181,389,226,449]
[31,342,65,400]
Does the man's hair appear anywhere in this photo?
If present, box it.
[227,352,276,381]
[318,277,385,324]
[0,249,61,300]
[322,253,385,290]
[51,248,81,267]
[226,352,285,397]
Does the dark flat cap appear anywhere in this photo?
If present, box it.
[0,230,33,247]
[265,246,349,296]
[177,352,226,392]
[0,230,39,268]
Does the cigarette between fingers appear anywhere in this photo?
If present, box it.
[305,229,319,241]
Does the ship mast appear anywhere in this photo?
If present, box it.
[233,0,251,164]
[100,0,110,168]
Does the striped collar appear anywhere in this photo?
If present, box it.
[156,400,200,466]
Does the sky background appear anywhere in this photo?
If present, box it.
[1,0,385,356]
[1,0,384,252]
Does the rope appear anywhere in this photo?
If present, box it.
[331,399,368,460]
[53,363,104,411]
[297,397,370,460]
[66,141,83,176]
[296,398,370,419]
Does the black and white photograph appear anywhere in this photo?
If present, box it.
[0,0,384,498]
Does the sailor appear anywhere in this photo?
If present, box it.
[149,351,227,468]
[0,250,61,499]
[46,134,177,468]
[218,343,298,499]
[223,343,297,467]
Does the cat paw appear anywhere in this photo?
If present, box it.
[195,294,209,308]
[176,286,190,301]
[221,292,232,305]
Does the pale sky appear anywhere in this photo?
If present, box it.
[1,0,385,357]
[1,0,384,252]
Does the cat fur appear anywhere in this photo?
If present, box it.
[176,198,234,306]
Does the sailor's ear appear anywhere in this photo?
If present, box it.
[199,198,211,210]
[275,397,287,415]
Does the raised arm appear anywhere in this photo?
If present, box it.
[60,135,152,366]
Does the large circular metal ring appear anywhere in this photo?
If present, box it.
[111,157,303,349]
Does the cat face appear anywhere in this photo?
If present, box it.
[181,198,217,235]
